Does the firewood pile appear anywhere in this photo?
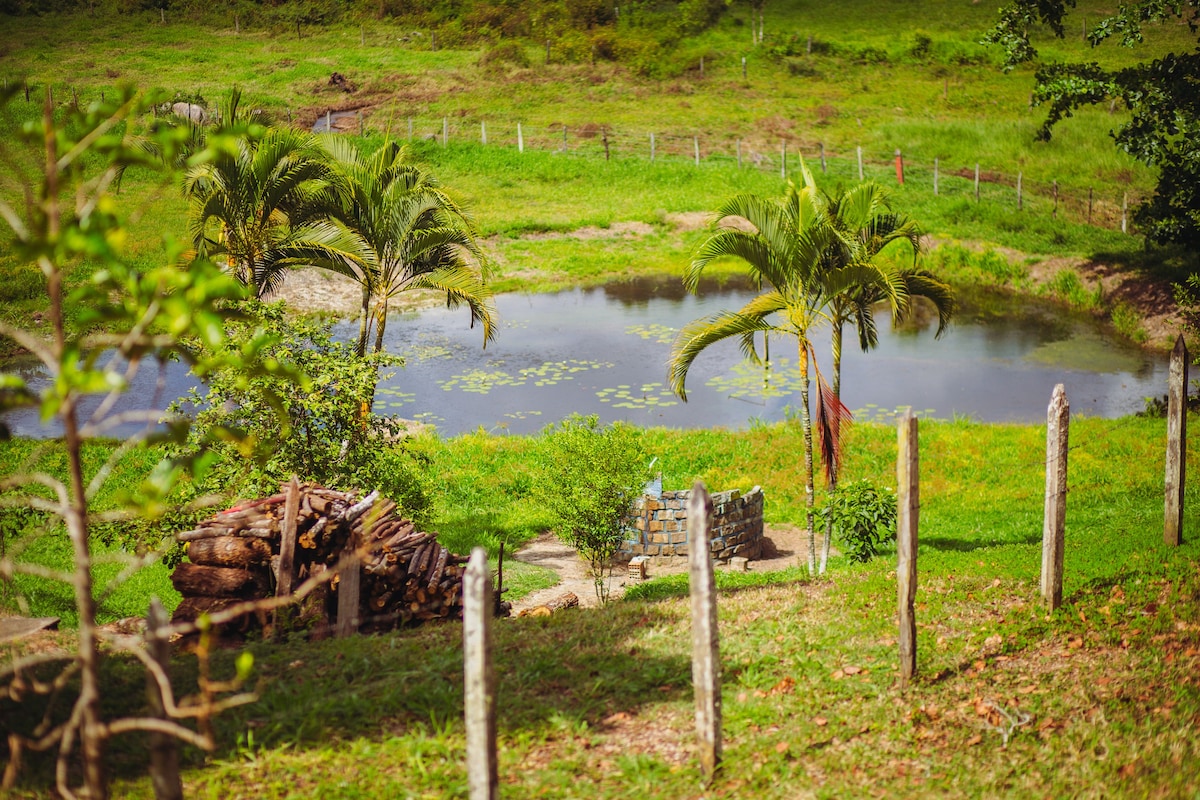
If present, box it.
[171,483,481,639]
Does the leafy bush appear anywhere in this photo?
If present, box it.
[532,414,650,602]
[818,480,897,564]
[171,303,431,523]
[479,40,531,69]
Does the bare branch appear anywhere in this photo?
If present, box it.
[0,319,54,366]
[102,717,213,750]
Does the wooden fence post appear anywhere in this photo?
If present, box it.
[146,598,182,800]
[464,548,498,800]
[736,138,742,169]
[894,149,904,185]
[650,132,655,162]
[358,111,363,137]
[819,141,826,173]
[1017,171,1023,211]
[1122,192,1128,233]
[742,56,747,79]
[481,120,487,145]
[781,141,786,180]
[694,136,700,167]
[276,476,300,598]
[562,125,568,151]
[325,110,331,134]
[517,122,523,153]
[443,117,448,147]
[897,409,919,689]
[857,146,863,180]
[1165,336,1188,546]
[933,158,939,196]
[1088,188,1093,224]
[603,131,610,161]
[974,163,980,202]
[1042,384,1068,611]
[687,483,722,779]
[1052,180,1059,218]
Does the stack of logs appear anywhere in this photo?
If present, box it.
[171,482,481,639]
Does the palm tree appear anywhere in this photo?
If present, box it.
[816,182,956,572]
[184,126,358,299]
[669,163,883,574]
[323,138,497,356]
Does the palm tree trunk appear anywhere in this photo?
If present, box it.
[821,322,845,575]
[798,340,816,575]
[372,297,389,355]
[356,282,371,357]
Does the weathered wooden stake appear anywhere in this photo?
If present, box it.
[325,110,331,134]
[335,526,362,638]
[694,136,700,166]
[857,145,863,180]
[974,163,980,202]
[1052,180,1059,218]
[602,131,610,161]
[146,598,182,800]
[1165,336,1188,546]
[780,140,786,180]
[1088,187,1094,224]
[650,132,656,162]
[894,149,904,185]
[545,39,551,63]
[742,56,747,79]
[687,483,722,779]
[443,117,448,147]
[517,122,523,153]
[481,120,487,145]
[275,476,300,598]
[1017,171,1023,211]
[699,56,704,76]
[819,141,826,173]
[1041,384,1069,611]
[562,124,568,151]
[234,14,239,34]
[464,548,498,800]
[1121,192,1128,233]
[897,409,919,689]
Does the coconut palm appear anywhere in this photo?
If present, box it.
[184,126,357,299]
[816,182,956,572]
[323,137,496,356]
[669,163,884,574]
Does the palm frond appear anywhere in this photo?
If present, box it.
[810,347,852,485]
[668,310,777,401]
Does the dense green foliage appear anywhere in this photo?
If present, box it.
[171,303,432,523]
[817,478,897,564]
[988,0,1200,249]
[531,414,650,600]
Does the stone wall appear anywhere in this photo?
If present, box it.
[621,486,764,562]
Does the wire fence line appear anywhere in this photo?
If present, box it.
[319,112,1142,235]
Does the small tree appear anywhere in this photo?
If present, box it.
[534,415,650,602]
[817,479,897,564]
[0,89,282,799]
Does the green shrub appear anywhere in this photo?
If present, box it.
[532,414,650,602]
[818,479,897,564]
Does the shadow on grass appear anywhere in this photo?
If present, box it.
[2,599,693,791]
[922,534,1040,553]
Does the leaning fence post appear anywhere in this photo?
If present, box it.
[687,482,722,779]
[146,597,182,800]
[897,409,919,689]
[1165,336,1188,546]
[1042,384,1069,611]
[464,548,498,800]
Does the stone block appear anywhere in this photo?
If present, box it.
[676,544,689,556]
[649,521,664,533]
[650,533,669,544]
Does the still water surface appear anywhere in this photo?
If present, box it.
[2,277,1167,438]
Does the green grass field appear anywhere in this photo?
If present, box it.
[2,416,1198,797]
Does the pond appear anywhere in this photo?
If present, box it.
[1,277,1168,439]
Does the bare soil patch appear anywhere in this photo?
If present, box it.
[509,524,808,613]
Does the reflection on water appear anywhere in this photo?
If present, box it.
[2,281,1169,438]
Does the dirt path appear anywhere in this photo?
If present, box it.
[508,525,811,613]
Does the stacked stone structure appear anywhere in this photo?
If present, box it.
[621,486,764,562]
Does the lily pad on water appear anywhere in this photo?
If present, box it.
[1024,331,1146,373]
[625,323,678,344]
[439,359,613,395]
[595,382,679,410]
[707,359,805,400]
